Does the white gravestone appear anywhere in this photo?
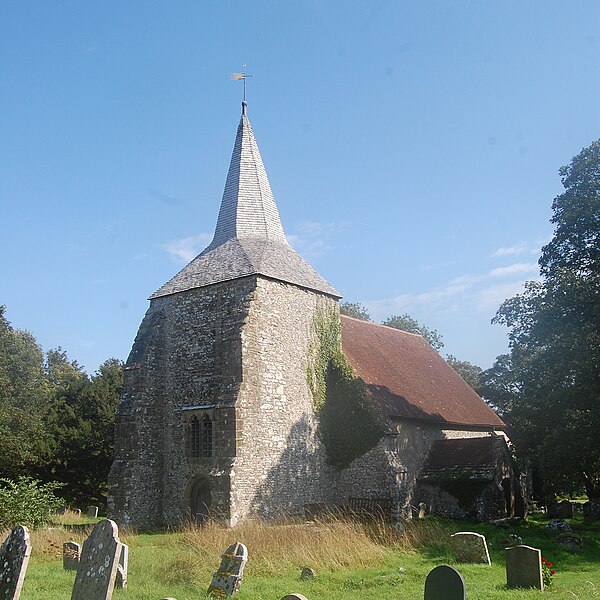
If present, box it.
[207,541,248,597]
[115,543,128,589]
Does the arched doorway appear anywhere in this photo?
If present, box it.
[501,478,513,517]
[189,477,212,524]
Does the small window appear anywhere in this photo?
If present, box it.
[190,413,213,458]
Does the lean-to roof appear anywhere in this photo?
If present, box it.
[340,315,505,428]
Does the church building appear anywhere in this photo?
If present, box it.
[108,102,521,528]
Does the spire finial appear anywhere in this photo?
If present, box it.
[231,65,254,105]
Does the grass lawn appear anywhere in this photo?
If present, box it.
[15,513,600,600]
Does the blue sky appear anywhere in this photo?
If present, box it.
[1,1,598,373]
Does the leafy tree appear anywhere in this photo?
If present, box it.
[490,139,600,500]
[0,477,64,529]
[42,353,123,505]
[382,313,444,351]
[0,306,50,478]
[446,355,483,390]
[339,302,371,321]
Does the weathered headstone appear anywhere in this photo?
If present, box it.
[555,532,583,551]
[0,525,32,600]
[281,595,309,600]
[115,543,128,589]
[424,565,466,600]
[207,541,248,597]
[505,545,543,590]
[74,509,82,518]
[71,519,122,600]
[418,502,427,519]
[450,532,491,564]
[87,505,99,518]
[300,567,315,581]
[63,541,82,571]
[548,500,573,519]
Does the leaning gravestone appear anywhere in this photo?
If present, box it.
[115,543,128,589]
[207,541,248,597]
[87,506,99,518]
[506,545,544,590]
[0,525,32,600]
[71,519,122,600]
[450,532,491,564]
[424,565,466,600]
[63,541,82,571]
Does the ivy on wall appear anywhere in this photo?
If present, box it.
[307,303,385,469]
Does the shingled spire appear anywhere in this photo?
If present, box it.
[151,103,339,299]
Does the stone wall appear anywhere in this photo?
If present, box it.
[230,278,336,524]
[109,277,256,528]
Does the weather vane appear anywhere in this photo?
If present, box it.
[231,65,254,103]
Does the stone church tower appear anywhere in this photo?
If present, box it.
[108,102,340,528]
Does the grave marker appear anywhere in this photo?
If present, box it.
[87,506,99,518]
[115,543,128,589]
[505,545,544,590]
[63,541,82,571]
[450,531,491,564]
[300,567,315,580]
[281,595,309,600]
[71,519,122,600]
[0,525,32,600]
[418,502,427,519]
[424,565,466,600]
[207,541,248,597]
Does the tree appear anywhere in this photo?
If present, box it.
[42,352,123,505]
[0,306,50,478]
[490,140,600,500]
[382,313,444,351]
[446,355,483,390]
[339,302,371,321]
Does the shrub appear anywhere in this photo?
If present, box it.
[0,477,64,529]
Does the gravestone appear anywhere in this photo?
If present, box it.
[115,543,128,589]
[63,541,82,571]
[87,506,99,518]
[424,565,466,600]
[281,595,309,600]
[71,519,122,600]
[418,502,427,519]
[0,525,32,600]
[74,509,82,518]
[450,532,491,564]
[207,541,248,597]
[505,545,543,590]
[300,567,315,580]
[548,500,573,519]
[555,532,583,551]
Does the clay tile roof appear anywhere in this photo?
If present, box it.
[151,103,339,300]
[340,315,505,428]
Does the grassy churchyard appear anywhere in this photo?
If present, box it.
[12,512,600,600]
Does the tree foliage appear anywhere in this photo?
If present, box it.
[0,306,50,478]
[382,313,444,350]
[446,355,483,390]
[485,139,600,499]
[339,301,371,321]
[0,306,123,506]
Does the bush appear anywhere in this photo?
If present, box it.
[0,477,64,529]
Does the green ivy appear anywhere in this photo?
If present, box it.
[307,304,385,469]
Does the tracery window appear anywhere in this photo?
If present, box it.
[190,413,213,458]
